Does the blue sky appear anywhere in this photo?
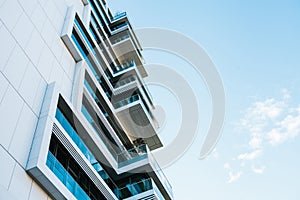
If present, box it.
[109,1,300,199]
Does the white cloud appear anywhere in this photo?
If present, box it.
[224,162,231,170]
[246,98,285,120]
[237,90,300,149]
[228,171,242,183]
[226,89,300,179]
[224,162,242,183]
[267,108,300,145]
[249,134,263,149]
[251,165,266,174]
[281,88,291,100]
[237,150,262,161]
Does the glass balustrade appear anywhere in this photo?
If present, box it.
[116,144,173,198]
[113,94,140,109]
[117,144,148,167]
[148,153,173,198]
[114,76,136,88]
[111,22,128,31]
[81,105,120,160]
[116,178,164,199]
[111,34,130,45]
[54,109,172,198]
[71,31,100,83]
[84,79,108,117]
[112,60,135,73]
[113,12,126,21]
[87,0,102,26]
[74,18,103,68]
[46,152,91,200]
[55,108,119,193]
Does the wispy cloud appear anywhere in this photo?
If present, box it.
[238,90,300,147]
[224,162,243,183]
[251,165,266,174]
[224,89,300,183]
[228,171,242,183]
[237,150,262,161]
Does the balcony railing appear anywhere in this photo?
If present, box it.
[56,107,172,198]
[113,11,127,21]
[116,178,164,199]
[114,76,136,88]
[149,153,174,198]
[117,144,148,167]
[111,34,130,45]
[111,22,128,32]
[46,152,90,200]
[113,94,140,109]
[117,144,173,198]
[112,60,135,74]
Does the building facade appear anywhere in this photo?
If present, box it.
[0,0,173,199]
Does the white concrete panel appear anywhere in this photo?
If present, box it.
[61,74,73,100]
[28,182,48,200]
[0,86,24,149]
[0,146,16,190]
[18,62,42,107]
[25,29,45,66]
[37,45,54,82]
[0,72,9,103]
[9,104,38,167]
[0,0,23,31]
[17,0,38,16]
[0,185,19,200]
[60,49,75,80]
[12,12,34,49]
[50,37,64,61]
[8,164,32,200]
[0,24,16,71]
[0,0,5,9]
[38,0,47,7]
[43,0,64,34]
[49,59,64,88]
[30,4,47,32]
[53,0,68,18]
[40,18,56,48]
[32,77,47,115]
[3,44,29,89]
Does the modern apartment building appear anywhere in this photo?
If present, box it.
[0,0,173,199]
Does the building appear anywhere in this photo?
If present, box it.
[0,0,173,199]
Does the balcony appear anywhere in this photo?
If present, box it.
[111,36,146,77]
[111,92,161,150]
[116,178,164,200]
[109,24,146,78]
[112,11,127,22]
[116,144,173,200]
[114,75,136,89]
[56,105,171,199]
[112,60,135,74]
[46,152,91,200]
